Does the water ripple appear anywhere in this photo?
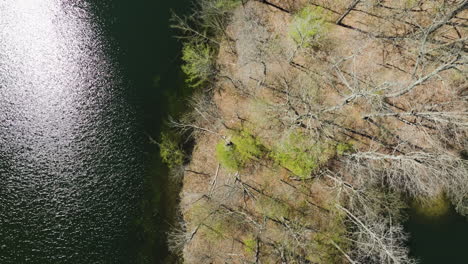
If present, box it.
[0,1,143,263]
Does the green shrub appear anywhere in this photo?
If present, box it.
[159,132,185,169]
[289,6,328,48]
[231,130,264,161]
[216,130,265,171]
[273,149,319,178]
[272,132,335,178]
[216,142,241,171]
[336,142,353,155]
[181,42,215,87]
[242,235,257,254]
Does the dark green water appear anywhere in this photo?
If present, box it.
[103,0,192,263]
[406,207,468,264]
[88,0,194,263]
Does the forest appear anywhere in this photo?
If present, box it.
[160,0,468,263]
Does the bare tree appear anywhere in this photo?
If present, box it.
[169,92,228,141]
[337,204,416,264]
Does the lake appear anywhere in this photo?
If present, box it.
[0,0,189,263]
[406,205,468,264]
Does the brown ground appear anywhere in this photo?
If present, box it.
[179,0,467,263]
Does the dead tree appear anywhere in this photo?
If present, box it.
[336,0,361,25]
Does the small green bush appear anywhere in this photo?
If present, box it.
[273,149,318,178]
[181,42,215,87]
[216,130,265,171]
[231,130,264,161]
[159,132,185,169]
[272,132,335,178]
[336,142,353,155]
[216,142,241,171]
[242,235,257,254]
[289,6,328,48]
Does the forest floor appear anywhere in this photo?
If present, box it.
[175,0,467,263]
